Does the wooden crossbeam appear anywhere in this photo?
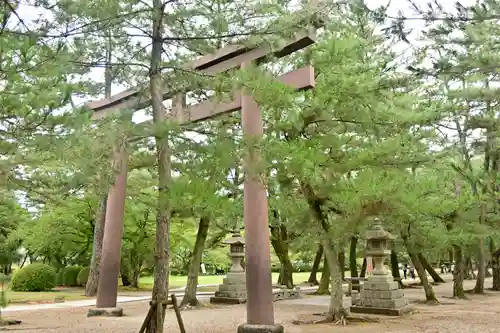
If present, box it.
[87,29,316,120]
[173,65,315,124]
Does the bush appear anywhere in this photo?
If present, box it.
[11,263,56,292]
[61,266,83,286]
[77,267,90,286]
[294,261,312,272]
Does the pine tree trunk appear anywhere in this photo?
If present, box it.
[492,253,500,291]
[308,245,323,285]
[120,264,132,287]
[474,239,485,294]
[148,1,170,331]
[181,216,210,307]
[315,255,330,294]
[131,268,140,289]
[409,250,438,303]
[390,250,403,288]
[453,245,466,298]
[277,266,284,285]
[323,240,346,322]
[360,258,367,277]
[338,250,345,281]
[270,226,294,288]
[485,261,492,278]
[349,236,358,278]
[85,195,107,296]
[491,240,500,291]
[418,253,445,283]
[464,254,475,280]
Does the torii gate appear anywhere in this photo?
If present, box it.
[85,30,316,331]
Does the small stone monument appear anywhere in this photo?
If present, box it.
[210,232,247,304]
[351,218,413,316]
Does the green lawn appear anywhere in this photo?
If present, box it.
[8,289,87,304]
[139,271,313,290]
[5,272,314,305]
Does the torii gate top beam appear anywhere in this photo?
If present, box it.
[85,29,316,120]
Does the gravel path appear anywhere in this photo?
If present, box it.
[4,277,500,333]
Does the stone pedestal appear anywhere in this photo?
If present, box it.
[210,272,247,304]
[87,307,123,317]
[273,286,302,301]
[237,324,284,333]
[351,290,360,306]
[351,275,413,316]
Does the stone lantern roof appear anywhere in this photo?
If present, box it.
[223,232,245,245]
[365,218,396,241]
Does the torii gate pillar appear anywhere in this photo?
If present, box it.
[239,62,275,327]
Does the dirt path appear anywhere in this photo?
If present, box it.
[4,276,499,333]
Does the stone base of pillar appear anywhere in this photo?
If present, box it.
[237,324,284,333]
[350,274,414,316]
[87,307,123,317]
[210,272,247,304]
[350,304,414,316]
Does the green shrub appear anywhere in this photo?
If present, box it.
[77,267,90,286]
[61,266,83,286]
[294,261,312,272]
[11,264,56,292]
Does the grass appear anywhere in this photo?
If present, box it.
[139,271,313,290]
[4,272,315,305]
[8,289,87,304]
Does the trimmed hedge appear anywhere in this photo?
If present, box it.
[11,263,56,292]
[62,266,83,286]
[77,267,90,286]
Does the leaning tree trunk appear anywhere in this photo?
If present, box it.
[85,195,107,296]
[270,227,294,289]
[315,255,330,295]
[181,216,210,307]
[474,238,485,294]
[147,3,171,331]
[360,258,367,277]
[323,239,347,323]
[308,244,323,285]
[349,236,358,278]
[418,253,445,283]
[408,249,438,303]
[391,250,403,288]
[452,245,466,298]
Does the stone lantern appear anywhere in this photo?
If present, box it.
[223,232,245,273]
[365,218,395,276]
[210,231,247,304]
[351,218,413,316]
